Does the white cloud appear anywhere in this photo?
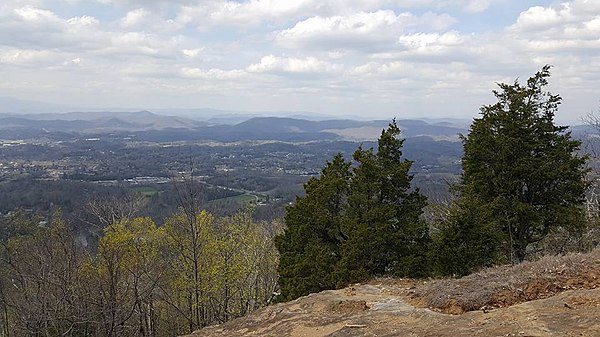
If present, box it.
[181,48,203,58]
[204,0,316,26]
[510,5,571,31]
[14,6,59,22]
[120,8,182,33]
[176,0,333,30]
[398,31,464,49]
[247,55,341,75]
[508,2,600,52]
[462,0,494,13]
[276,10,456,52]
[121,8,150,27]
[180,67,245,80]
[277,10,401,44]
[0,4,197,60]
[0,48,59,66]
[571,0,600,14]
[176,0,464,30]
[67,15,99,26]
[0,7,106,51]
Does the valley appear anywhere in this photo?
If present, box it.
[0,112,465,225]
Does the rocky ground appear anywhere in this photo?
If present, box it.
[189,250,600,337]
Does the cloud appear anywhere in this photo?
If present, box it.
[398,31,464,49]
[276,10,457,52]
[14,6,58,22]
[462,0,494,13]
[508,2,600,51]
[276,11,404,51]
[509,0,600,36]
[176,0,317,28]
[571,0,600,14]
[200,0,317,26]
[0,4,197,59]
[0,0,599,122]
[0,48,60,67]
[0,7,106,51]
[510,5,571,31]
[176,0,463,30]
[120,8,182,33]
[180,67,245,80]
[247,55,342,76]
[121,8,150,27]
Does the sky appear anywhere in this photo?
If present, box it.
[0,0,599,123]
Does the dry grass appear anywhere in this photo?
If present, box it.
[407,248,600,314]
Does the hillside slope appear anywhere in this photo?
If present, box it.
[190,250,600,337]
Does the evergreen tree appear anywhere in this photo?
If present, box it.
[275,154,351,301]
[276,121,429,300]
[460,65,588,263]
[338,121,429,281]
[430,195,504,276]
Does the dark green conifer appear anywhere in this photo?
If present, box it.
[338,121,429,281]
[430,195,504,276]
[276,121,429,300]
[275,154,351,301]
[459,65,588,263]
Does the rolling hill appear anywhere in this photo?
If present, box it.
[0,113,468,143]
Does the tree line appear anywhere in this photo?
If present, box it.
[276,65,595,300]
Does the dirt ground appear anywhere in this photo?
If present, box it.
[189,250,600,337]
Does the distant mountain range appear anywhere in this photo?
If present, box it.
[0,96,365,123]
[0,110,470,142]
[0,110,204,132]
